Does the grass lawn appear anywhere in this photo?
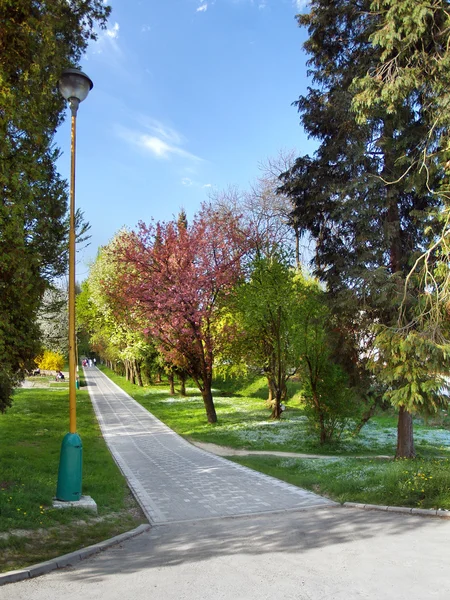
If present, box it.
[100,367,450,458]
[100,366,450,510]
[229,456,450,510]
[0,378,146,573]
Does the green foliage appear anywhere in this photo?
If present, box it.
[0,0,110,411]
[281,0,445,454]
[77,245,130,365]
[230,255,303,417]
[351,0,450,342]
[352,0,450,124]
[219,255,359,439]
[292,274,362,443]
[301,362,361,442]
[370,328,450,415]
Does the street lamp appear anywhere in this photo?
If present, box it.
[56,68,93,502]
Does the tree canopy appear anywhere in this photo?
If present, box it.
[351,0,450,333]
[280,0,449,457]
[97,205,252,423]
[0,0,110,410]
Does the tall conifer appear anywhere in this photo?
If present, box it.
[0,1,110,410]
[282,0,445,456]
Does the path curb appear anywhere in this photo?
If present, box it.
[0,523,151,586]
[343,502,450,518]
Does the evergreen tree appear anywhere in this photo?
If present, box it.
[281,0,446,457]
[0,0,110,410]
[352,0,450,332]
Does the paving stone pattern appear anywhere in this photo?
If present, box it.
[85,368,335,524]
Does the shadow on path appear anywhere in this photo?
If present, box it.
[62,507,446,581]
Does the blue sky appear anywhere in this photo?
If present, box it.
[55,0,314,278]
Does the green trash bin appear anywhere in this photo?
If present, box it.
[56,432,82,501]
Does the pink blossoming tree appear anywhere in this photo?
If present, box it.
[108,205,251,423]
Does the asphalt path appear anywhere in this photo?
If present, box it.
[3,368,450,598]
[3,508,450,599]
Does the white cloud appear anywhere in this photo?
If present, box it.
[194,1,308,14]
[117,120,202,162]
[180,179,213,189]
[140,118,184,146]
[106,22,119,39]
[91,21,121,55]
[141,24,151,33]
[138,135,201,161]
[293,0,309,11]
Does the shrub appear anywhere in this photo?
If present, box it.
[302,362,362,444]
[36,350,64,372]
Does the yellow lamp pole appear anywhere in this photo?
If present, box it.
[56,68,93,502]
[68,96,77,433]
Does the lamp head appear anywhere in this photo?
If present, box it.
[59,68,93,115]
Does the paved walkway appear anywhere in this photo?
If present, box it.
[84,367,335,524]
[4,369,450,598]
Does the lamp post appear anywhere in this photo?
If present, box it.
[56,68,93,502]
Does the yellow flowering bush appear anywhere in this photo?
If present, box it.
[36,350,64,372]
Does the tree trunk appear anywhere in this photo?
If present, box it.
[310,386,327,444]
[201,382,217,424]
[168,372,175,395]
[135,360,143,387]
[396,406,415,458]
[267,378,273,404]
[271,400,282,419]
[155,370,162,384]
[280,380,287,402]
[271,389,282,419]
[382,124,413,458]
[353,398,378,436]
[294,223,301,271]
[130,362,136,385]
[319,414,327,444]
[179,372,187,396]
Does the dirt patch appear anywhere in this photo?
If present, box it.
[188,440,393,461]
[188,440,330,458]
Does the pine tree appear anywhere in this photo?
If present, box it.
[352,0,450,334]
[281,0,446,457]
[0,0,110,410]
